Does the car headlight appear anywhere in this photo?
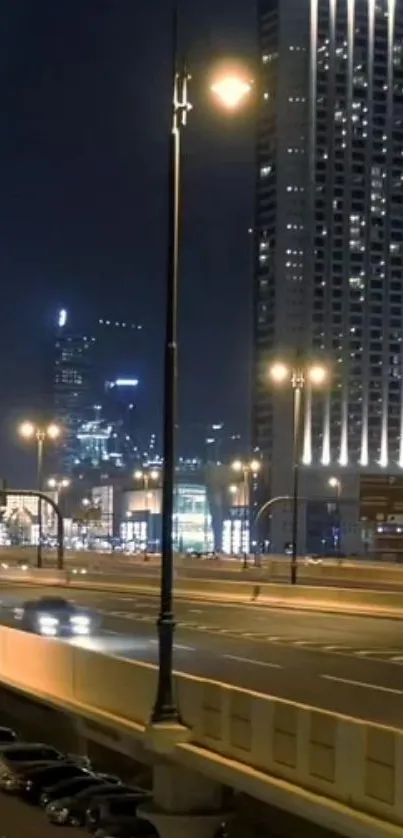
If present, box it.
[70,615,90,634]
[38,614,59,636]
[55,807,69,823]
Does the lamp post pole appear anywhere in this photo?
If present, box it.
[151,6,190,724]
[36,432,44,569]
[290,377,303,585]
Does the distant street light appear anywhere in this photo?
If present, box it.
[269,360,329,584]
[18,421,62,567]
[133,469,160,559]
[47,477,70,510]
[231,459,261,567]
[328,477,342,558]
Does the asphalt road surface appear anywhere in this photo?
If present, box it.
[3,584,403,728]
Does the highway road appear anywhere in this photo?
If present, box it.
[3,583,403,729]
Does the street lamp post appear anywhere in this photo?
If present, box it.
[47,478,70,538]
[231,459,261,568]
[47,477,70,509]
[19,421,61,568]
[328,476,342,558]
[134,469,159,559]
[269,361,328,584]
[151,6,253,725]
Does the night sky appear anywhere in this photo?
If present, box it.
[0,0,255,485]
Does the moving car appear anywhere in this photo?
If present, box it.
[0,743,90,791]
[40,772,120,810]
[85,793,152,834]
[12,596,97,636]
[45,780,133,825]
[20,761,94,803]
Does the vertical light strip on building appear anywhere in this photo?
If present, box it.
[302,387,312,464]
[322,393,331,465]
[339,0,355,469]
[360,0,375,467]
[399,340,403,466]
[379,0,395,469]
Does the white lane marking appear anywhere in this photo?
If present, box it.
[224,654,282,669]
[149,639,195,652]
[188,609,203,614]
[321,674,403,695]
[323,645,349,651]
[391,656,403,662]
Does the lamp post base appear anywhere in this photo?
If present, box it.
[151,612,181,725]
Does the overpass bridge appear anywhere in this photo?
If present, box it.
[0,624,400,838]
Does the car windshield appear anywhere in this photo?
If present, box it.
[51,776,101,796]
[3,746,60,762]
[37,599,71,610]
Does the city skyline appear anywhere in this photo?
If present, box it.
[0,0,254,487]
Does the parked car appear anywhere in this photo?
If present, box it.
[94,821,158,838]
[42,774,120,814]
[85,793,152,834]
[0,744,89,792]
[0,727,18,746]
[12,596,98,636]
[45,782,137,826]
[20,761,95,803]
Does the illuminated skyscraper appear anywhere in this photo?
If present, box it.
[253,0,403,551]
[50,309,142,472]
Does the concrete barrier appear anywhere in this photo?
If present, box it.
[0,624,403,832]
[5,566,403,619]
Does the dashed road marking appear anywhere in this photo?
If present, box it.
[321,674,403,695]
[225,654,282,669]
[101,609,403,664]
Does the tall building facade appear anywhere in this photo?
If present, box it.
[49,309,142,474]
[253,0,403,552]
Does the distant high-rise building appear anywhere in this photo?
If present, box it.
[49,309,142,473]
[253,0,403,552]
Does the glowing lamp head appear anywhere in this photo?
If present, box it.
[328,477,340,489]
[249,459,261,474]
[61,478,70,488]
[211,75,252,110]
[229,484,238,495]
[149,470,159,480]
[307,364,327,386]
[47,478,57,489]
[134,470,143,480]
[46,423,61,440]
[231,460,243,473]
[19,421,35,439]
[269,362,290,384]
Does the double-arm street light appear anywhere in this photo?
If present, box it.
[47,477,70,504]
[133,469,160,558]
[151,7,252,724]
[269,361,328,584]
[231,459,261,567]
[19,421,61,568]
